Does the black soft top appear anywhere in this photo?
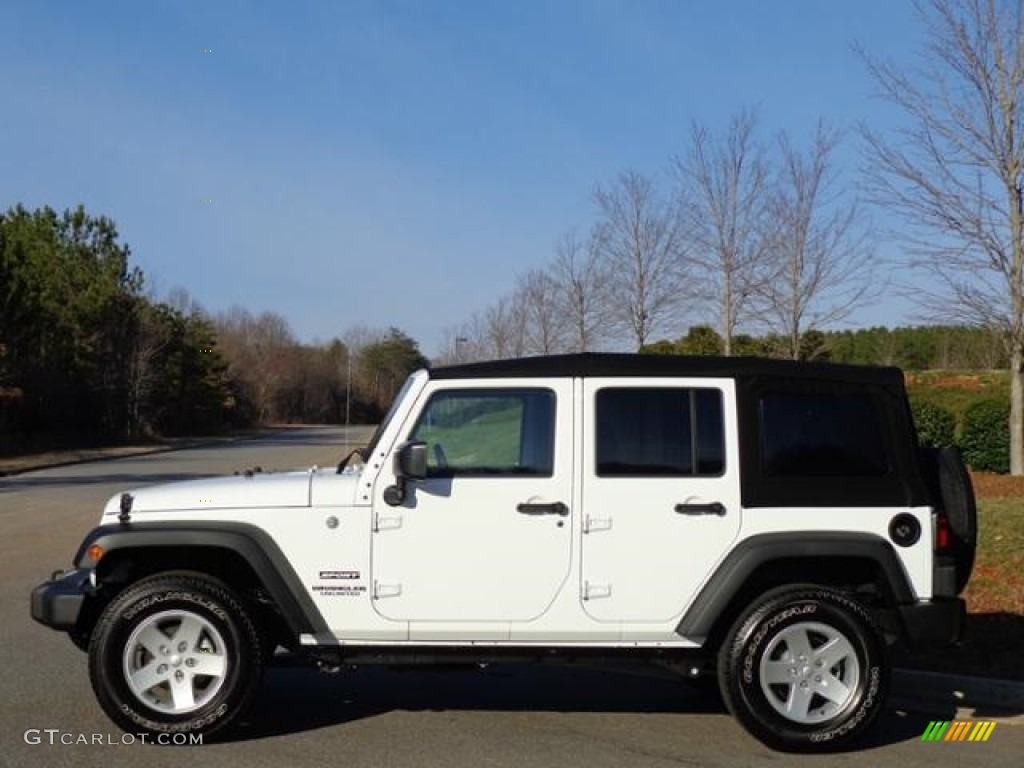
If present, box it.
[430,353,924,508]
[430,353,904,387]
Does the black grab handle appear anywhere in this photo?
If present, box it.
[674,502,726,517]
[517,501,569,517]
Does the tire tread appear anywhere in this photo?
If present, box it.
[717,585,888,752]
[88,570,263,740]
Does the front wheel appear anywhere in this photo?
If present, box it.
[718,586,888,751]
[88,572,263,740]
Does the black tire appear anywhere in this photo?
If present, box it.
[88,571,263,740]
[921,446,977,593]
[718,586,888,752]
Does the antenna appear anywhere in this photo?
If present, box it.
[343,350,352,459]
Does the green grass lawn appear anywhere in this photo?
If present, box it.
[965,498,1024,615]
[906,370,1009,421]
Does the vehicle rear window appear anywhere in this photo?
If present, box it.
[596,388,725,476]
[760,391,890,477]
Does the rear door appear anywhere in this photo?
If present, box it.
[580,378,741,622]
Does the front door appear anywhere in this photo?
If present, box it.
[580,378,741,622]
[371,382,574,623]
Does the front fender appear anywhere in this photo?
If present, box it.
[75,522,329,637]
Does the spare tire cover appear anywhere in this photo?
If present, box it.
[921,446,977,594]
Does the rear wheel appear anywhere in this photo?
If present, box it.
[718,586,888,751]
[88,572,263,740]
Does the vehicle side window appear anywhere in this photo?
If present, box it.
[596,388,725,476]
[410,389,555,477]
[760,391,889,476]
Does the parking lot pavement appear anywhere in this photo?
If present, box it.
[4,427,1022,767]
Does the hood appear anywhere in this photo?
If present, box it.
[102,470,314,516]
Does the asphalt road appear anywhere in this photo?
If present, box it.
[2,426,1020,768]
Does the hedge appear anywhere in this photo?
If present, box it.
[959,399,1010,474]
[910,399,957,448]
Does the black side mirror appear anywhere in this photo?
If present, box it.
[397,441,427,480]
[383,441,427,506]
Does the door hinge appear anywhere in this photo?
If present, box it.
[583,515,613,533]
[582,581,612,601]
[373,581,403,599]
[373,512,403,532]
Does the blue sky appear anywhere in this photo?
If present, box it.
[1,1,925,355]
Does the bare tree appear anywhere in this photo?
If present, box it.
[125,302,172,436]
[763,123,874,359]
[165,285,205,317]
[445,296,529,363]
[483,294,528,359]
[435,327,473,365]
[592,170,688,348]
[550,230,611,352]
[860,0,1024,472]
[675,110,771,356]
[215,307,297,422]
[516,268,568,355]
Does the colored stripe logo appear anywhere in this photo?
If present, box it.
[921,721,996,742]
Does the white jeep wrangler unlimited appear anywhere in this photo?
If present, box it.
[31,353,975,751]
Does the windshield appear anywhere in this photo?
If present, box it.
[363,372,420,458]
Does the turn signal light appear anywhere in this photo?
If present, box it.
[86,544,104,564]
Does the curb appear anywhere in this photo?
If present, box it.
[892,668,1024,722]
[0,443,192,478]
[0,432,274,478]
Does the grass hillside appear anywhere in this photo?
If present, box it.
[901,479,1024,681]
[905,370,1009,418]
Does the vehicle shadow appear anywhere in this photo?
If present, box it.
[216,663,933,749]
[892,611,1024,716]
[217,664,724,743]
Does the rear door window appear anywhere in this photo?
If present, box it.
[595,388,725,476]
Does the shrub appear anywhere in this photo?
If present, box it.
[910,399,956,447]
[959,399,1010,473]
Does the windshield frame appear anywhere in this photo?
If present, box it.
[362,370,422,458]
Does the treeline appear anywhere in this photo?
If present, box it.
[639,324,1008,370]
[0,205,426,455]
[644,324,1013,472]
[211,312,427,427]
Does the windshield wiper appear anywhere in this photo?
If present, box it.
[336,447,367,474]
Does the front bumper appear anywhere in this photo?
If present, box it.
[898,597,966,649]
[30,569,92,630]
